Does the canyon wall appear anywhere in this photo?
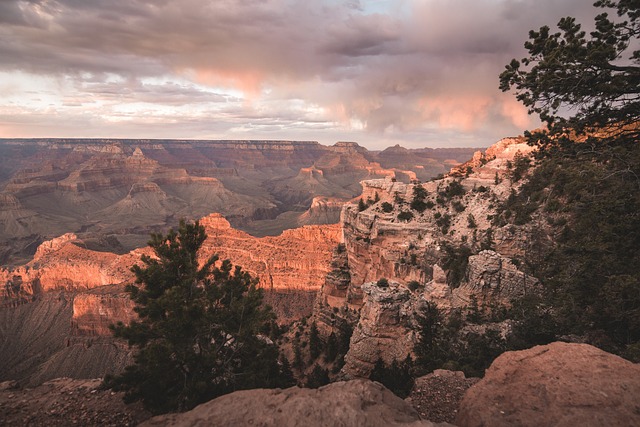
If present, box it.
[200,213,341,292]
[1,212,341,333]
[312,137,543,377]
[0,138,476,264]
[0,212,341,384]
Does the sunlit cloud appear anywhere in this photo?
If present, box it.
[0,0,595,148]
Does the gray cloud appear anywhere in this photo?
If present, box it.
[0,0,600,148]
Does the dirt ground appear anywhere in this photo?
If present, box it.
[0,378,150,427]
[0,373,477,426]
[406,371,480,424]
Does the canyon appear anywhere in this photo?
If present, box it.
[313,137,544,377]
[0,138,475,266]
[1,136,637,426]
[0,136,538,385]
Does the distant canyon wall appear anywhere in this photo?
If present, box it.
[1,213,341,336]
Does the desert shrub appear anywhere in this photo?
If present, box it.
[397,211,414,222]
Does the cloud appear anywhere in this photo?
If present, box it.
[0,0,599,147]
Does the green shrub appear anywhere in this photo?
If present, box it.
[397,211,414,222]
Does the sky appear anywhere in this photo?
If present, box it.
[0,0,597,149]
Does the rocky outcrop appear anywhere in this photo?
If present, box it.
[451,250,540,308]
[298,196,344,225]
[0,237,142,299]
[71,285,137,336]
[141,379,448,427]
[324,137,547,379]
[342,283,420,378]
[200,213,341,292]
[456,342,640,427]
[335,137,542,314]
[2,212,340,299]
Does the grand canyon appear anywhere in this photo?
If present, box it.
[2,135,639,426]
[2,0,639,425]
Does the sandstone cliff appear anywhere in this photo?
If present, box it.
[314,137,544,377]
[342,283,421,377]
[326,137,539,310]
[0,212,342,385]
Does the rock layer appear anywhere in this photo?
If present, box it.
[342,283,419,377]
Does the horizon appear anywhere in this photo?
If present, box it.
[0,0,595,150]
[0,137,490,151]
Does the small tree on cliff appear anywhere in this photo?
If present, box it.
[107,220,290,414]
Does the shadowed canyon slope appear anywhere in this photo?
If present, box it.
[0,139,475,265]
[0,212,340,384]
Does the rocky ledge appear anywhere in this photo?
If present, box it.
[141,379,449,427]
[456,342,640,427]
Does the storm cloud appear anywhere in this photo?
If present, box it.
[0,0,596,148]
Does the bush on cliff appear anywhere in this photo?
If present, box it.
[107,220,291,414]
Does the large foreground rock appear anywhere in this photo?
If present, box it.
[142,379,451,427]
[456,342,640,427]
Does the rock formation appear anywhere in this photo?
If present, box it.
[0,211,341,384]
[318,137,544,378]
[324,136,541,313]
[0,292,134,386]
[200,213,341,292]
[71,286,137,336]
[456,342,640,427]
[1,212,339,297]
[141,379,448,427]
[451,250,539,308]
[342,283,420,377]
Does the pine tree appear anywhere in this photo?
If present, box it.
[107,220,285,414]
[309,322,322,360]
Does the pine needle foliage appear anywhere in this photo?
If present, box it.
[107,220,290,414]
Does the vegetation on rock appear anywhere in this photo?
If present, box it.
[500,0,640,359]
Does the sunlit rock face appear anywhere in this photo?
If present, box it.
[200,213,341,292]
[0,138,475,265]
[333,137,540,311]
[1,213,340,300]
[341,282,420,378]
[0,212,342,384]
[327,137,545,377]
[71,287,137,336]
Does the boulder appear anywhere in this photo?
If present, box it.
[141,379,451,427]
[456,342,640,427]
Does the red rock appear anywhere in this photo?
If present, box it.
[456,342,640,427]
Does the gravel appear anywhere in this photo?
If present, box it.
[406,370,479,424]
